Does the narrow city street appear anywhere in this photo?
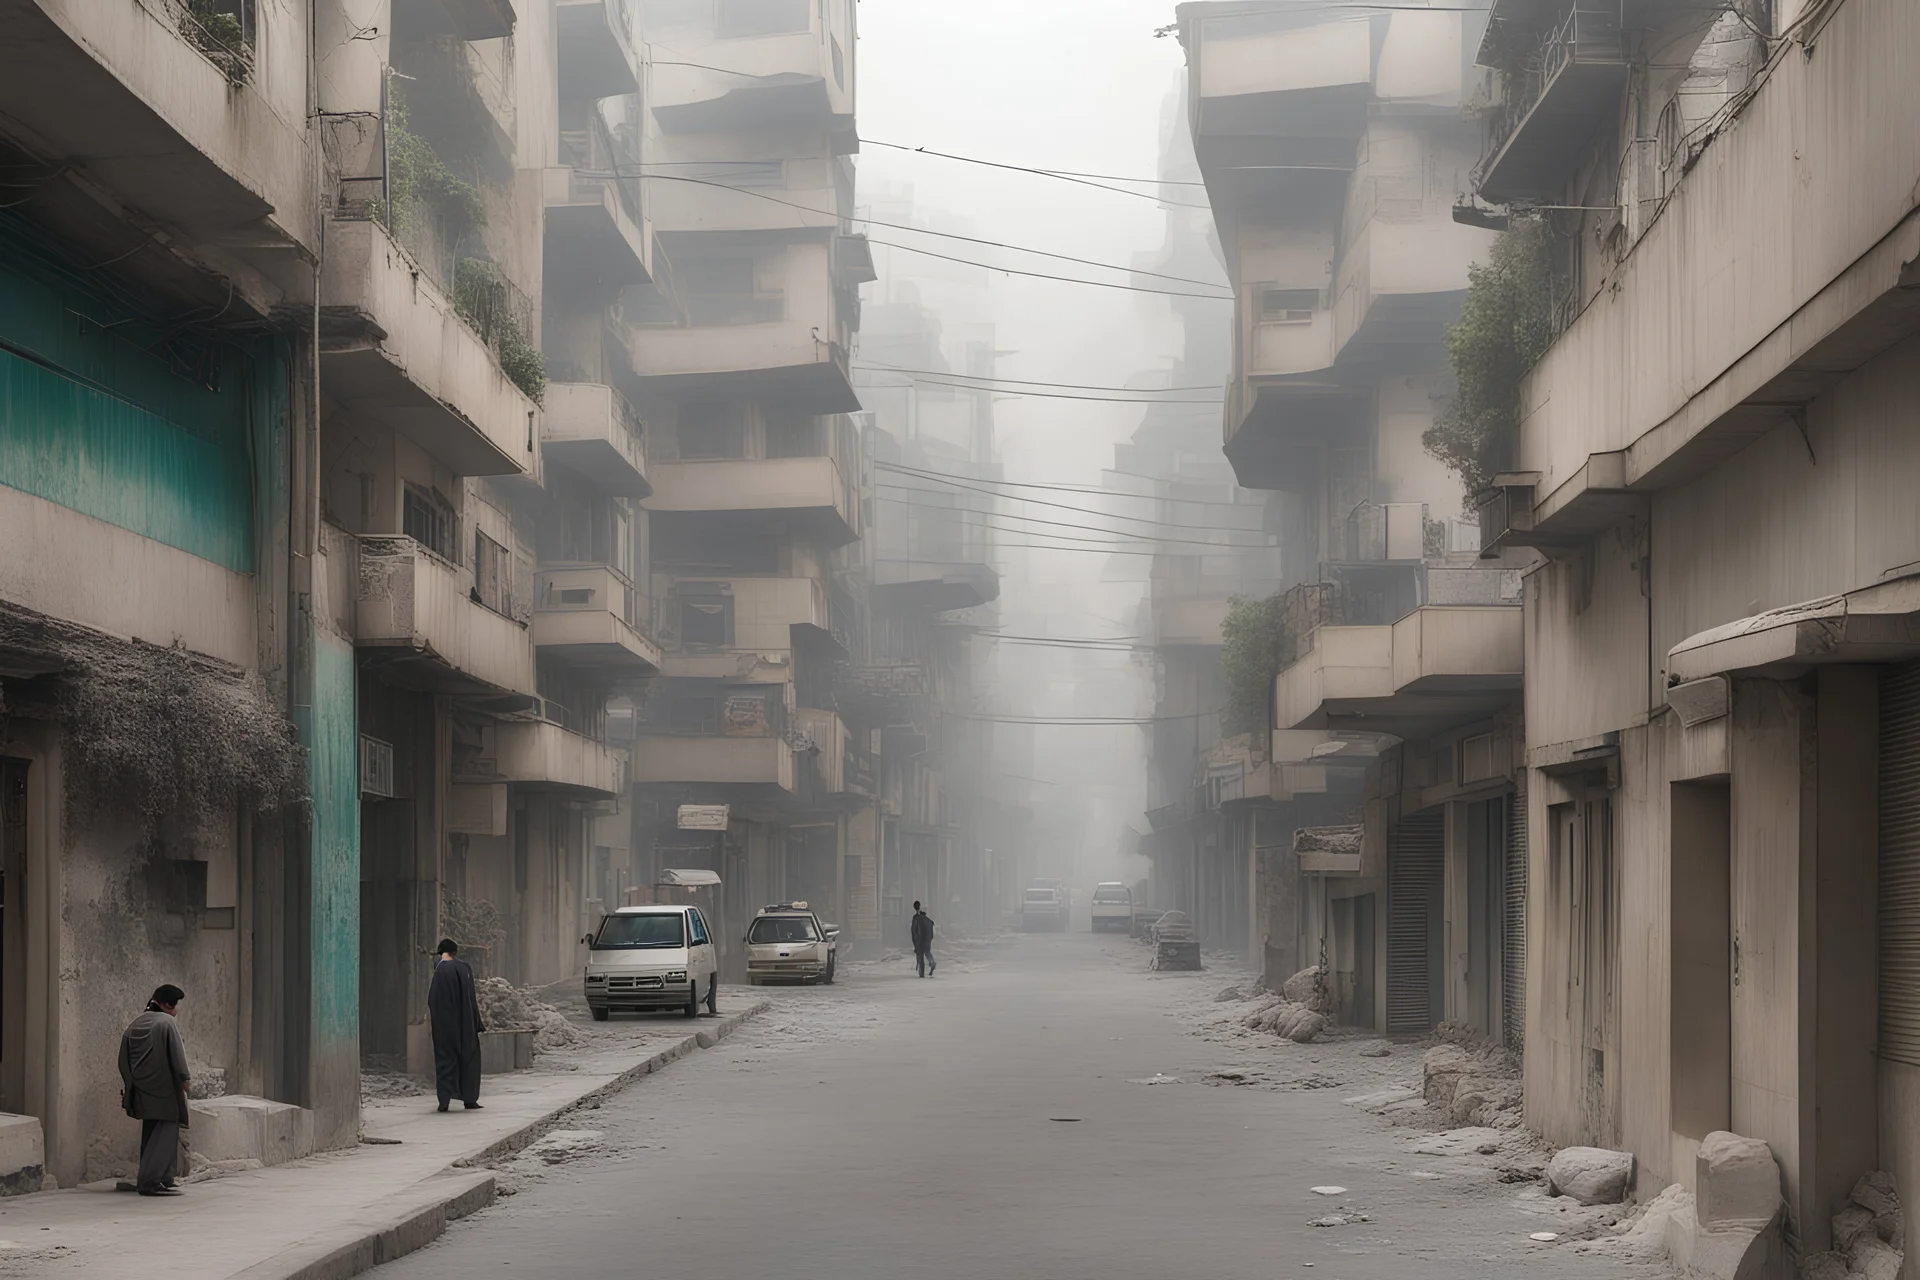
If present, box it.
[380,933,1665,1280]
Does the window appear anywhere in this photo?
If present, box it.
[716,0,809,36]
[592,913,685,949]
[1259,287,1320,322]
[404,484,459,561]
[680,256,781,326]
[474,530,511,615]
[764,413,821,458]
[678,595,734,648]
[749,916,819,944]
[689,910,710,946]
[677,402,747,459]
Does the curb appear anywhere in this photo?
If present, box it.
[242,1000,769,1280]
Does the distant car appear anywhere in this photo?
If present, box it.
[1021,885,1066,932]
[583,904,718,1020]
[745,903,838,985]
[1090,882,1133,932]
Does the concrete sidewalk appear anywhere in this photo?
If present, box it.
[0,1000,767,1279]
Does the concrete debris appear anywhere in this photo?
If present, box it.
[1849,1233,1900,1280]
[1421,1027,1523,1129]
[475,978,589,1054]
[1213,984,1249,1003]
[1798,1250,1848,1280]
[1310,1185,1346,1195]
[1409,1127,1506,1157]
[1361,1046,1391,1058]
[1530,1232,1560,1242]
[1279,967,1332,1014]
[1129,1073,1181,1085]
[1293,825,1362,856]
[1697,1131,1783,1229]
[1853,1171,1901,1219]
[1238,995,1327,1043]
[518,1129,604,1166]
[1308,1209,1372,1227]
[1817,1170,1904,1280]
[1546,1146,1635,1206]
[1833,1205,1876,1251]
[360,1071,427,1101]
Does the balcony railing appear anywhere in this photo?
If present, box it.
[559,110,642,226]
[1474,2,1627,201]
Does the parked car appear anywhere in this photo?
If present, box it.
[1021,884,1066,932]
[1090,882,1134,932]
[582,904,718,1020]
[745,903,838,985]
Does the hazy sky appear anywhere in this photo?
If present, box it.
[854,2,1207,874]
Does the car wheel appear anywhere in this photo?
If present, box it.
[825,954,836,985]
[590,1006,609,1022]
[706,974,719,1016]
[683,981,700,1017]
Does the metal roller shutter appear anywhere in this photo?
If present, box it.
[1503,794,1528,1055]
[1880,661,1920,1065]
[1386,810,1445,1033]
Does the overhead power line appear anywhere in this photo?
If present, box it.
[865,238,1234,301]
[875,490,1278,549]
[853,361,1222,394]
[861,366,1228,400]
[861,139,1213,209]
[879,462,1280,533]
[862,138,1208,188]
[619,172,1233,290]
[947,709,1224,726]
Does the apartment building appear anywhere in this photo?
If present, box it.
[852,292,1002,941]
[625,0,871,962]
[1463,0,1920,1248]
[1176,0,1525,1041]
[1123,84,1284,962]
[0,0,672,1185]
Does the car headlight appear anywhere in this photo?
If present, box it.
[665,970,688,981]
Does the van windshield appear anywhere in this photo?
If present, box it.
[593,913,685,949]
[749,916,819,943]
[1024,890,1057,903]
[1093,889,1130,903]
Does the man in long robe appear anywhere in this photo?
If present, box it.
[427,938,485,1111]
[118,983,190,1196]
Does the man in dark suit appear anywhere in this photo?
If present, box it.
[427,939,485,1112]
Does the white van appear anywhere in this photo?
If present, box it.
[1090,882,1133,932]
[583,904,718,1020]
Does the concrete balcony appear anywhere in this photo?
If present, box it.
[656,573,833,675]
[489,719,622,796]
[532,564,662,673]
[354,536,537,697]
[1155,596,1230,648]
[631,732,795,791]
[650,24,853,137]
[396,0,516,40]
[320,220,539,478]
[0,0,314,305]
[1473,2,1628,204]
[870,560,999,613]
[542,383,649,496]
[555,0,639,100]
[1181,8,1371,173]
[646,456,859,546]
[626,319,859,416]
[543,169,651,291]
[1273,605,1523,739]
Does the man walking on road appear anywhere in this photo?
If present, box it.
[911,901,936,978]
[428,938,486,1112]
[118,984,190,1197]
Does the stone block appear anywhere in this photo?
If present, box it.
[187,1096,314,1168]
[1422,1043,1477,1107]
[0,1113,44,1196]
[1797,1250,1847,1280]
[1848,1233,1901,1280]
[479,1029,534,1075]
[1695,1131,1781,1230]
[1852,1171,1901,1218]
[1546,1146,1634,1205]
[1832,1205,1875,1251]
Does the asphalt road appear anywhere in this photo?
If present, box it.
[379,931,1664,1280]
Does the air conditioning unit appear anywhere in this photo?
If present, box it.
[360,735,395,798]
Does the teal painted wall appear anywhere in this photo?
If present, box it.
[306,632,361,1047]
[0,216,259,572]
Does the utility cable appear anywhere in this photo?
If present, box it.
[854,360,1222,394]
[875,491,1280,548]
[599,171,1234,289]
[860,139,1213,210]
[861,368,1228,401]
[879,463,1280,533]
[861,138,1208,188]
[879,458,1268,510]
[865,238,1235,301]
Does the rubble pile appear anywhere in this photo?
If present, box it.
[476,977,589,1053]
[1237,993,1327,1043]
[1421,1021,1523,1128]
[1803,1171,1903,1280]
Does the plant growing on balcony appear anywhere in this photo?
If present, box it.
[381,86,487,238]
[1424,214,1558,502]
[1220,583,1336,737]
[182,1,251,84]
[453,258,546,403]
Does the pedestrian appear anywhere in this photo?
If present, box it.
[427,938,486,1112]
[117,983,190,1197]
[910,901,936,978]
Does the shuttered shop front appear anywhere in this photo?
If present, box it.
[1503,793,1527,1055]
[1881,661,1920,1065]
[1386,810,1445,1033]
